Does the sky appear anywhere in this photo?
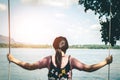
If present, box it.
[0,0,104,45]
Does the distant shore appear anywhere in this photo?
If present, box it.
[0,43,120,49]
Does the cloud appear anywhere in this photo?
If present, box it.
[90,24,101,31]
[55,13,66,18]
[21,0,79,7]
[21,0,39,5]
[0,3,7,11]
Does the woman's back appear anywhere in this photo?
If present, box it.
[48,55,72,80]
[51,55,69,68]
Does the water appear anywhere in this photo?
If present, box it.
[0,48,120,80]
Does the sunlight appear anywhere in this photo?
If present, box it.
[0,3,7,11]
[12,9,54,44]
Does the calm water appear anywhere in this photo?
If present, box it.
[0,48,120,80]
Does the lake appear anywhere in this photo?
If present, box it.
[0,48,120,80]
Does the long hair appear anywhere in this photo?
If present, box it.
[53,36,69,68]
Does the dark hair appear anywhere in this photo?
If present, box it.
[53,36,69,68]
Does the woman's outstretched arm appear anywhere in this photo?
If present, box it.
[7,54,50,70]
[71,55,113,72]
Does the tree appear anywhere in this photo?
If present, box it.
[79,0,120,46]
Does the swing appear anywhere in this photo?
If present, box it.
[8,0,11,80]
[7,0,112,80]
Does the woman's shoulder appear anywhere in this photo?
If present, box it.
[43,55,52,61]
[70,56,81,63]
[40,55,52,64]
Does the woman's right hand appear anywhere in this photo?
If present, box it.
[105,55,113,64]
[7,53,15,62]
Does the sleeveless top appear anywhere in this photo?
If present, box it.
[48,55,72,80]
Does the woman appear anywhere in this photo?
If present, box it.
[7,36,113,80]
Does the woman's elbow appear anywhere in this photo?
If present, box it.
[23,63,37,70]
[83,65,96,72]
[84,69,96,72]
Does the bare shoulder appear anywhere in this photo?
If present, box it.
[44,55,51,59]
[42,55,51,63]
[37,55,51,69]
[70,56,78,62]
[70,56,84,64]
[70,56,84,70]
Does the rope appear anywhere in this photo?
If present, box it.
[8,0,11,80]
[108,0,112,80]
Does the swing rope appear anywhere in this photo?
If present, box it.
[108,0,112,80]
[8,0,11,80]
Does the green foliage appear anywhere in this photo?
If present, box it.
[0,43,8,48]
[0,43,52,48]
[0,43,120,49]
[70,44,120,49]
[79,0,120,46]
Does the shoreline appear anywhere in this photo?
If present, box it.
[0,43,120,49]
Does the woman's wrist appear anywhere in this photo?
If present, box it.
[104,59,108,65]
[11,57,15,62]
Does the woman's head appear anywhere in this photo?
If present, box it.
[53,36,69,68]
[53,36,69,53]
